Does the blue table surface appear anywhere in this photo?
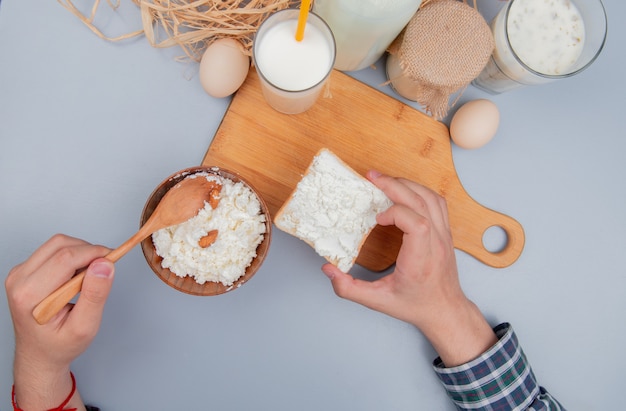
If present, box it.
[1,0,624,409]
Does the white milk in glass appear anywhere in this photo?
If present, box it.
[255,20,332,91]
[313,0,422,72]
[254,11,335,114]
[474,0,587,93]
[507,0,585,75]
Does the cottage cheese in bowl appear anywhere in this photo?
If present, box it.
[140,167,272,295]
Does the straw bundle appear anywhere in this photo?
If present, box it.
[58,0,296,61]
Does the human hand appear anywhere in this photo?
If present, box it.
[5,234,115,410]
[321,171,496,366]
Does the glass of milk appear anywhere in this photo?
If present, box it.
[473,0,607,94]
[313,0,422,72]
[253,9,336,114]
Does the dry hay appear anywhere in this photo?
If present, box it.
[58,0,297,61]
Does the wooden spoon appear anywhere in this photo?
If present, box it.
[32,176,214,325]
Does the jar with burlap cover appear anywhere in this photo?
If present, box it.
[387,0,494,119]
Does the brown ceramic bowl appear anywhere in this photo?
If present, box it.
[140,166,272,296]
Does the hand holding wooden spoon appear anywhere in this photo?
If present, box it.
[32,176,214,325]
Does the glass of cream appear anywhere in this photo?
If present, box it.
[472,0,607,94]
[253,9,336,114]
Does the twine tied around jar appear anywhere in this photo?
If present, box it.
[387,0,494,119]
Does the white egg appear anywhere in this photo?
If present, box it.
[199,38,250,98]
[449,99,500,149]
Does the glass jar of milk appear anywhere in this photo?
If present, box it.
[313,0,422,72]
[473,0,607,94]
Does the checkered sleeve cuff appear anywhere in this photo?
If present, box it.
[432,322,565,410]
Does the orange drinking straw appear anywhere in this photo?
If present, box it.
[295,0,311,42]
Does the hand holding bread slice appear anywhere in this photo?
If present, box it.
[274,149,392,272]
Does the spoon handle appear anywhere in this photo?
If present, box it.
[31,269,89,325]
[32,226,152,324]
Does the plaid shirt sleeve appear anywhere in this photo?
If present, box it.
[432,323,565,410]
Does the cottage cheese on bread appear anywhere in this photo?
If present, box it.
[274,149,392,272]
[152,173,266,286]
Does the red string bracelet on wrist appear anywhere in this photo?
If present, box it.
[12,371,77,411]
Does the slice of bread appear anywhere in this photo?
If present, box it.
[274,148,392,272]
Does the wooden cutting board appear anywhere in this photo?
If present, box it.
[202,68,524,271]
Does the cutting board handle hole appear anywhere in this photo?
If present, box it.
[482,225,508,254]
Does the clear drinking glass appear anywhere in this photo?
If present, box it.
[472,0,607,94]
[253,9,336,114]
